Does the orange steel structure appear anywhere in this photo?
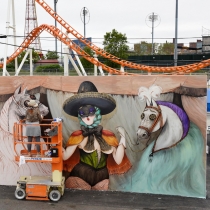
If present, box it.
[1,0,210,74]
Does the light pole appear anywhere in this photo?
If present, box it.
[54,0,58,53]
[80,7,90,38]
[146,13,160,55]
[174,0,178,66]
[83,7,86,38]
[150,13,157,55]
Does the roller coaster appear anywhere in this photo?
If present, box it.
[1,0,210,75]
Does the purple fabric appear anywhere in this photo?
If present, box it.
[156,101,190,139]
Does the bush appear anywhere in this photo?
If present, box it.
[35,64,63,72]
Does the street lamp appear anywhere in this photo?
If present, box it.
[80,7,90,38]
[149,13,158,55]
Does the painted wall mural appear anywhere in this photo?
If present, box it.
[0,76,206,198]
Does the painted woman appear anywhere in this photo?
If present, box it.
[62,81,131,190]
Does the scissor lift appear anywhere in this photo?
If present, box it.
[13,120,65,202]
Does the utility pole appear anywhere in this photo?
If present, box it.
[174,0,178,66]
[54,0,58,53]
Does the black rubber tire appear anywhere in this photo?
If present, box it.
[14,188,26,200]
[49,190,61,202]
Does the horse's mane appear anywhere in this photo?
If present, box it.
[0,96,13,132]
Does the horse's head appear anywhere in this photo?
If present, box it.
[13,87,49,117]
[137,104,166,146]
[136,85,165,147]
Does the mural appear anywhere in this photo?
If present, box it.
[0,86,51,185]
[62,81,131,190]
[0,76,206,198]
[131,85,205,198]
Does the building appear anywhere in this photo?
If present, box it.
[202,36,210,53]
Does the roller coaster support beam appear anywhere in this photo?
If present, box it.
[120,66,125,72]
[63,48,69,76]
[92,54,105,76]
[30,48,33,75]
[93,54,104,76]
[3,0,18,76]
[15,49,32,76]
[72,50,87,76]
[93,54,98,76]
[98,66,105,76]
[67,54,83,76]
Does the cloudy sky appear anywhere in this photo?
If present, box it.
[0,0,210,58]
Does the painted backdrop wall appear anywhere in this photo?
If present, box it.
[0,75,206,198]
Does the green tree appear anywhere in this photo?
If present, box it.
[81,47,94,68]
[17,49,40,64]
[80,46,94,74]
[134,41,158,55]
[103,29,129,68]
[35,64,63,72]
[45,50,59,59]
[0,49,40,72]
[157,41,174,55]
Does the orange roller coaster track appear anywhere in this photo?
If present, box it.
[0,24,135,75]
[34,0,210,74]
[1,0,210,74]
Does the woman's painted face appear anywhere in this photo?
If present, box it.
[78,105,96,125]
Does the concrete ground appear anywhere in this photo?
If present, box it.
[1,140,210,210]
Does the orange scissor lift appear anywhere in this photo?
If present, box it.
[13,120,65,202]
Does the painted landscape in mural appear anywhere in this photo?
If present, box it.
[0,76,206,198]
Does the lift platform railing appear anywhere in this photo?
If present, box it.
[13,119,63,163]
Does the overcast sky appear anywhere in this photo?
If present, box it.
[0,0,210,58]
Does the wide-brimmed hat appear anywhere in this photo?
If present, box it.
[27,100,38,108]
[63,81,116,117]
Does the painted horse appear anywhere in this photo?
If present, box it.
[0,86,51,185]
[130,85,206,198]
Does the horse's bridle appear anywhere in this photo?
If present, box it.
[12,96,43,116]
[138,105,163,137]
[12,96,28,116]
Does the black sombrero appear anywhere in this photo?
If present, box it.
[63,81,116,117]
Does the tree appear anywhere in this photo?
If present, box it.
[17,49,40,64]
[45,50,59,59]
[157,41,174,55]
[0,49,40,72]
[103,29,129,68]
[134,41,158,55]
[35,64,63,72]
[80,46,94,74]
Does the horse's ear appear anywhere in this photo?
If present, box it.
[22,88,28,95]
[14,86,21,96]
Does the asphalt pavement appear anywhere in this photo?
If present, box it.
[1,140,210,210]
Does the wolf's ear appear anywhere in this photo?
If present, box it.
[14,86,21,96]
